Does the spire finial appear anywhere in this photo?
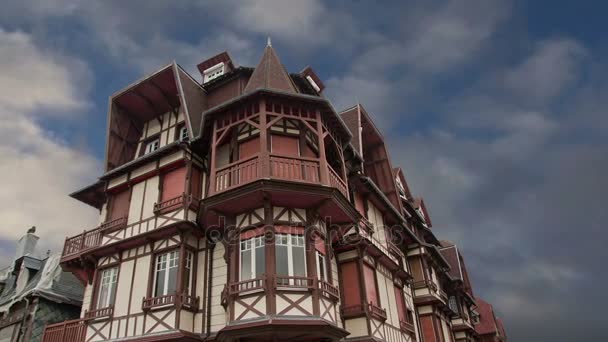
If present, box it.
[267,36,272,47]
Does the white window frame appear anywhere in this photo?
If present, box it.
[275,234,306,277]
[239,236,265,280]
[153,250,179,297]
[179,126,189,141]
[145,138,160,155]
[97,267,118,309]
[184,251,194,295]
[203,62,225,83]
[315,251,327,281]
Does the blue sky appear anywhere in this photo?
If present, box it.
[1,1,607,341]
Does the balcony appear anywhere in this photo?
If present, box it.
[340,303,387,321]
[142,293,200,312]
[61,228,101,260]
[153,193,199,215]
[212,153,347,198]
[84,306,113,321]
[42,318,86,342]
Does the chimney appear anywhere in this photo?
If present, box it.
[15,226,39,259]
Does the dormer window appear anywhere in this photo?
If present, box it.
[203,62,225,83]
[144,138,160,155]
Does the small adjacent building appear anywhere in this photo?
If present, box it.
[0,228,83,342]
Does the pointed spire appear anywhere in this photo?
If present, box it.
[243,40,298,94]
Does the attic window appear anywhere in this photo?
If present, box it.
[144,137,160,155]
[203,62,225,83]
[306,75,321,92]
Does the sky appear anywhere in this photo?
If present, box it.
[0,0,606,340]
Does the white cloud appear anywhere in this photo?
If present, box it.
[0,29,90,114]
[402,0,510,72]
[0,29,99,255]
[502,38,587,103]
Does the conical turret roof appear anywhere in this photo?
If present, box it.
[244,39,298,94]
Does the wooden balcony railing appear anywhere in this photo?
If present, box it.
[84,306,113,320]
[400,320,416,334]
[142,294,176,310]
[318,280,340,301]
[99,217,127,233]
[270,155,320,183]
[327,164,347,197]
[180,293,200,312]
[229,277,265,295]
[62,227,101,258]
[212,154,349,197]
[368,302,388,321]
[341,304,366,318]
[275,275,315,289]
[42,318,86,342]
[141,293,199,312]
[215,155,259,193]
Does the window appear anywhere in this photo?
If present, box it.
[97,267,118,309]
[316,252,326,281]
[179,125,189,141]
[154,250,179,296]
[144,138,160,155]
[152,250,194,298]
[203,62,225,83]
[240,236,265,280]
[184,251,193,295]
[314,235,327,281]
[276,234,306,278]
[107,188,130,222]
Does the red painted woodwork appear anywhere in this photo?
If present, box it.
[42,318,86,342]
[108,188,130,221]
[191,167,202,199]
[161,166,187,202]
[271,134,299,156]
[420,315,438,342]
[275,226,304,234]
[239,137,260,159]
[215,155,259,192]
[354,192,366,216]
[394,285,408,323]
[340,261,361,306]
[269,155,320,183]
[314,235,326,255]
[302,143,317,158]
[240,227,265,239]
[363,264,378,306]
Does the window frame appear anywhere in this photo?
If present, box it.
[239,235,265,281]
[275,233,307,278]
[316,251,327,281]
[95,266,119,310]
[151,248,195,298]
[141,135,161,156]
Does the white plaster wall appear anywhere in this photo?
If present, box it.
[80,283,93,317]
[210,244,227,332]
[130,255,151,315]
[345,317,368,337]
[114,260,134,316]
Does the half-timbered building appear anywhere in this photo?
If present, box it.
[42,41,505,342]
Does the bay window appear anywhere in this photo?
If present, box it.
[240,236,265,280]
[276,234,306,285]
[97,267,118,309]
